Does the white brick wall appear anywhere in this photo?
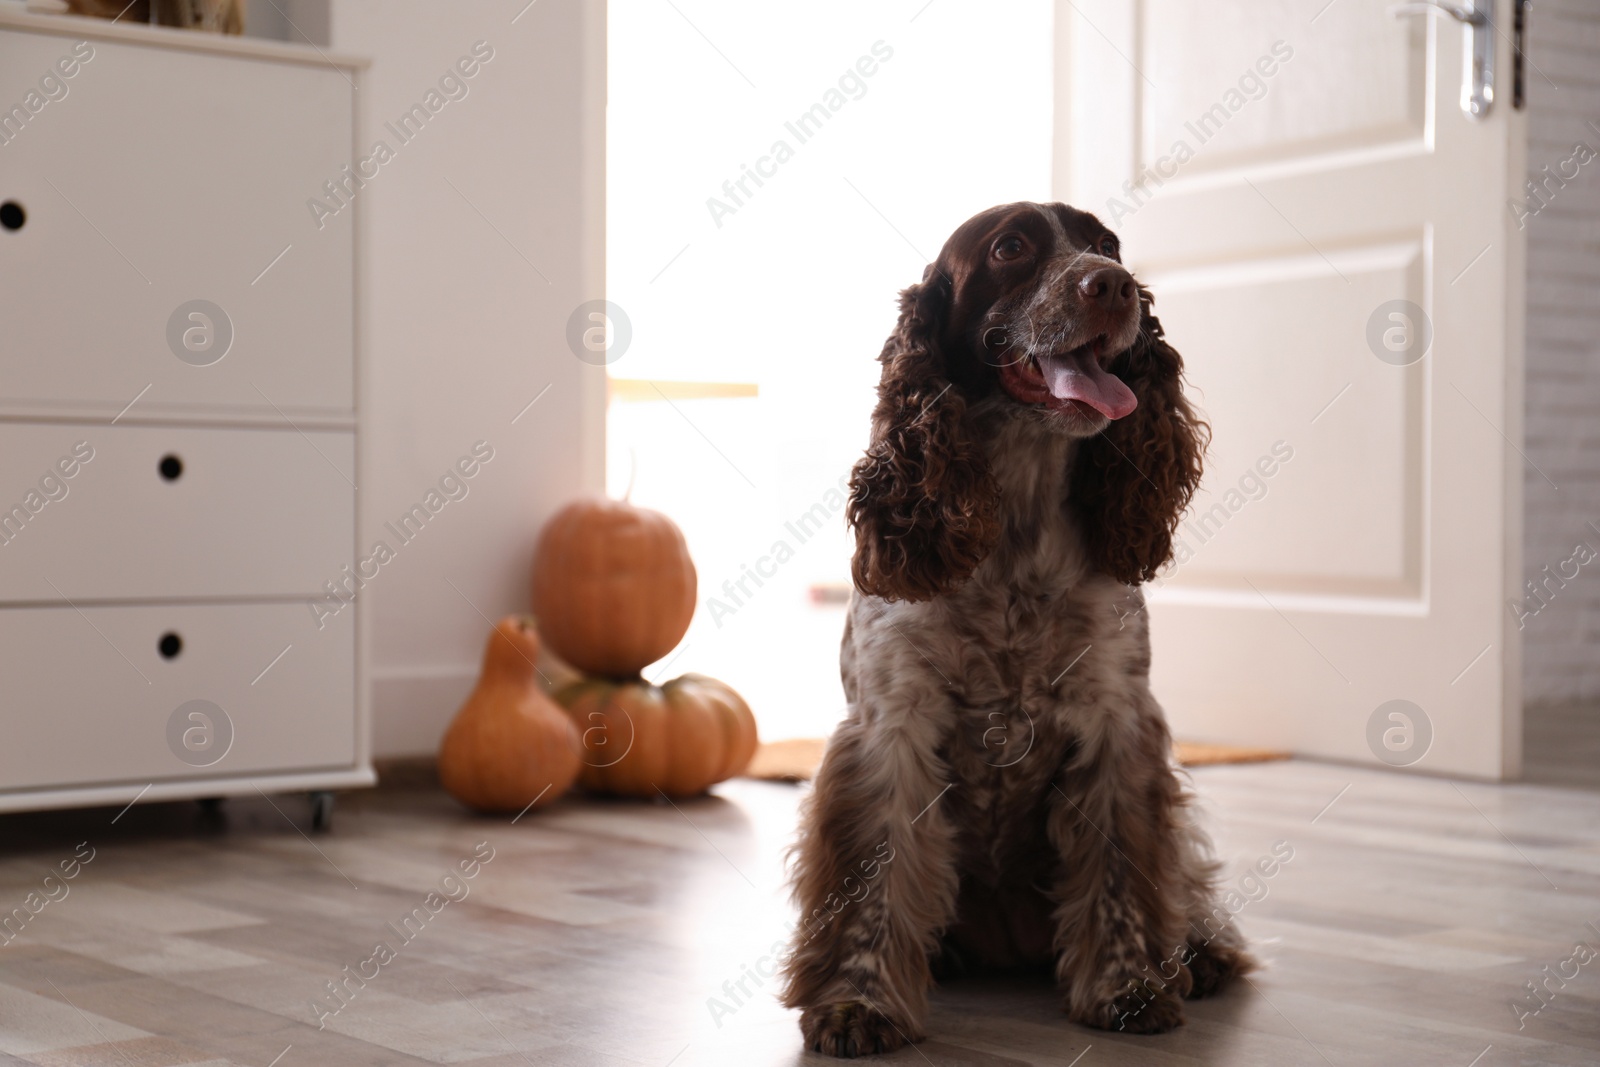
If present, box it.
[1522,0,1600,705]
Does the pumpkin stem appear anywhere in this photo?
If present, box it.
[623,445,638,503]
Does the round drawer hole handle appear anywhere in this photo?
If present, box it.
[159,454,183,481]
[0,201,23,232]
[158,632,183,660]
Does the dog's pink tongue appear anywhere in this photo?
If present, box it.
[1040,348,1137,419]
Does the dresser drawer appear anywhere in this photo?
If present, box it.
[0,600,354,791]
[0,28,353,417]
[0,422,353,602]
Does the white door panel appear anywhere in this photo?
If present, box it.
[1139,0,1428,173]
[1149,239,1426,596]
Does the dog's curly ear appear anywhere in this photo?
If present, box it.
[847,267,1000,602]
[1072,290,1209,585]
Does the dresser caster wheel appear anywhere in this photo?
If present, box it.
[310,791,334,832]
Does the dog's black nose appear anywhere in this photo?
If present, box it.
[1079,266,1135,309]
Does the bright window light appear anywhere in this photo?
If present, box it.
[607,0,1053,739]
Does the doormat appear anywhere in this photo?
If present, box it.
[741,738,1289,781]
[742,738,828,781]
[1174,741,1292,766]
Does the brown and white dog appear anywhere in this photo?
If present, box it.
[781,202,1255,1056]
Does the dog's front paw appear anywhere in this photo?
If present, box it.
[1183,938,1256,999]
[1110,986,1185,1033]
[1070,986,1186,1034]
[800,1001,914,1058]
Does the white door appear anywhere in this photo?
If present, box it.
[1058,0,1527,778]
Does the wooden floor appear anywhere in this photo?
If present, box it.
[0,758,1597,1066]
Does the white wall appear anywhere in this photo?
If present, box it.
[326,0,606,756]
[1521,0,1600,706]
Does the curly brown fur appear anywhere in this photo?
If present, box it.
[784,202,1254,1057]
[848,268,1001,602]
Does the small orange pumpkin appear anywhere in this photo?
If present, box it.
[555,673,758,798]
[438,616,581,813]
[531,498,697,677]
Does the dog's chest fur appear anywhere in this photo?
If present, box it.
[854,405,1153,889]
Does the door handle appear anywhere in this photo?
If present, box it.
[1389,0,1482,22]
[1389,0,1494,119]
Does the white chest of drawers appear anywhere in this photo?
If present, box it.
[0,10,373,817]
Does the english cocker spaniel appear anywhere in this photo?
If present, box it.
[782,202,1255,1056]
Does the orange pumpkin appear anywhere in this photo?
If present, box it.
[555,673,758,798]
[531,498,696,677]
[438,616,581,813]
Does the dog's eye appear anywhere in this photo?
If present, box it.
[993,235,1026,261]
[1099,235,1119,257]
